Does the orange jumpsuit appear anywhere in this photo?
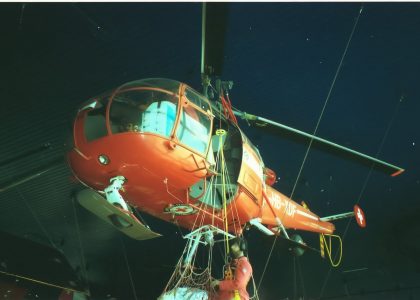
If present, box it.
[215,256,252,300]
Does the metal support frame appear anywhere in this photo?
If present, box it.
[262,190,290,239]
[274,217,290,239]
[249,219,274,236]
[183,225,236,266]
[320,212,355,222]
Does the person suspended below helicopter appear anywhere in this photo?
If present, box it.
[158,225,257,300]
[210,237,252,300]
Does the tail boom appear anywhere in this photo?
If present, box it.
[260,186,335,235]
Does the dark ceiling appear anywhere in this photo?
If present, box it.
[0,2,419,300]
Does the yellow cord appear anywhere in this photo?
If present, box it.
[216,129,240,299]
[320,233,342,267]
[216,129,230,259]
[319,234,325,258]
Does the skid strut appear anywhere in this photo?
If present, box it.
[104,176,129,211]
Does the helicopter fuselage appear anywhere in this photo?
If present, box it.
[68,78,334,235]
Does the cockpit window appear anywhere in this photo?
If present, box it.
[184,87,211,112]
[83,97,109,142]
[109,89,178,138]
[176,105,211,154]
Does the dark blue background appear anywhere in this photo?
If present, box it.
[0,3,419,299]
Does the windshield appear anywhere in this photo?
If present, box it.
[80,78,214,158]
[109,88,178,137]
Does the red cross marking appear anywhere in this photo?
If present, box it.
[354,205,366,228]
[174,206,189,213]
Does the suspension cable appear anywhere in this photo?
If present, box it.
[256,5,364,294]
[318,93,403,299]
[16,188,57,249]
[297,256,306,299]
[120,237,138,300]
[289,4,364,201]
[293,256,297,300]
[71,196,90,295]
[219,129,231,262]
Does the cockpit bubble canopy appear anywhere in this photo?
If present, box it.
[81,78,214,156]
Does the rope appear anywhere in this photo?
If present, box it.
[120,237,138,300]
[320,234,343,267]
[249,272,260,300]
[190,182,210,232]
[256,236,277,291]
[289,4,364,202]
[71,196,90,294]
[16,189,57,249]
[293,257,297,300]
[215,128,234,264]
[161,228,214,297]
[162,158,222,297]
[256,5,364,295]
[297,256,306,299]
[163,125,244,298]
[161,89,245,298]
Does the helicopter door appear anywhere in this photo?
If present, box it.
[237,135,264,205]
[190,123,242,209]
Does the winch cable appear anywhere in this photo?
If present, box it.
[297,256,307,299]
[16,188,57,250]
[256,4,364,294]
[120,236,138,300]
[71,195,90,295]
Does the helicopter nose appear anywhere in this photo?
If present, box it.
[68,132,210,192]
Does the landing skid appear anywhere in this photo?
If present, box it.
[77,189,161,240]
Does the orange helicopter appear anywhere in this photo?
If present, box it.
[67,77,403,248]
[67,3,404,260]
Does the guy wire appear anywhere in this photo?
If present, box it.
[16,188,57,249]
[289,4,364,202]
[120,236,138,300]
[71,196,90,295]
[318,93,403,299]
[256,5,364,295]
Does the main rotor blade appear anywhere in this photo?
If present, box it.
[201,2,229,77]
[233,110,404,177]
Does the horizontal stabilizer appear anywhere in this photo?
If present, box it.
[320,205,366,228]
[77,189,161,240]
[320,212,354,222]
